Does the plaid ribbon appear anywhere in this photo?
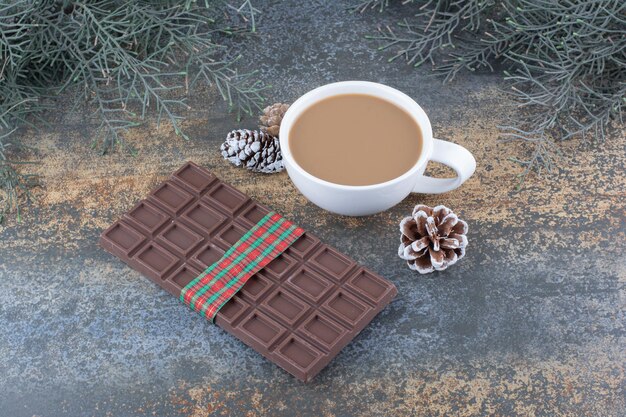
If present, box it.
[180,212,304,322]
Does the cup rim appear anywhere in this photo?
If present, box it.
[279,81,433,190]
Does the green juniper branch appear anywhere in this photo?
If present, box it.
[355,0,625,187]
[0,0,267,222]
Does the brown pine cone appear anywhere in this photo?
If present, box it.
[259,103,290,137]
[398,204,468,274]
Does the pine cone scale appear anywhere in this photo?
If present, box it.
[400,217,419,241]
[415,214,428,236]
[413,204,432,217]
[449,232,468,247]
[440,237,459,249]
[413,251,433,273]
[413,236,430,252]
[438,213,458,235]
[452,220,468,234]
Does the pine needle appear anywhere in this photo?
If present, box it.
[0,0,267,222]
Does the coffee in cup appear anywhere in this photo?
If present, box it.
[289,93,423,186]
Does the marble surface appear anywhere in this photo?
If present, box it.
[0,1,624,416]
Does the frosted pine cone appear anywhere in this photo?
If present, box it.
[220,129,284,173]
[259,103,290,137]
[398,205,468,274]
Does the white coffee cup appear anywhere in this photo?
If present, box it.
[279,81,476,216]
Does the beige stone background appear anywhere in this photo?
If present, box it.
[0,1,624,416]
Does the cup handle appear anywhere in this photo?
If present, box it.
[412,138,476,194]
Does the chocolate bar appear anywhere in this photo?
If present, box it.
[100,162,397,382]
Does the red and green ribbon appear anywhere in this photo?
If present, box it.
[180,212,304,322]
